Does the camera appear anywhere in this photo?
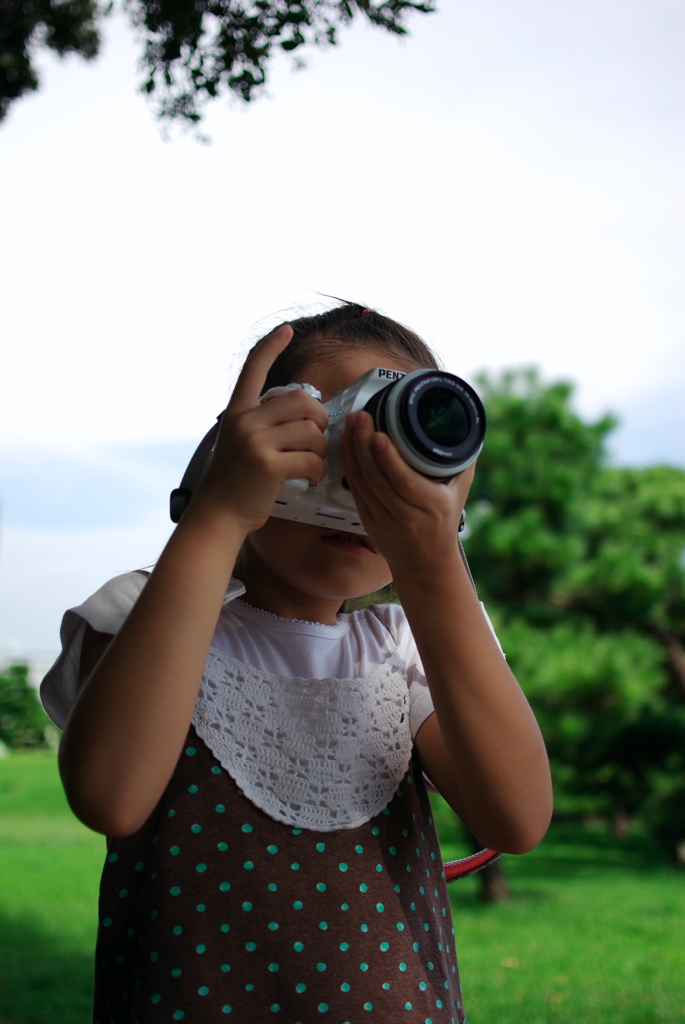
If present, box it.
[170,368,485,534]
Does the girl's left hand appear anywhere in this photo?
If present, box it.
[340,411,475,579]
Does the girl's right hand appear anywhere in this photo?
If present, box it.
[188,325,329,534]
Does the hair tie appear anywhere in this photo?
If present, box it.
[361,308,374,316]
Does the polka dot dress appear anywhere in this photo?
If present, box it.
[94,727,466,1023]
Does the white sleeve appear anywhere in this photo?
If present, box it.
[40,572,148,729]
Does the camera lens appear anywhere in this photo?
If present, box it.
[416,387,470,448]
[365,370,485,480]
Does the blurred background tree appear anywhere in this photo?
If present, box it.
[0,663,52,749]
[0,0,434,126]
[466,369,685,866]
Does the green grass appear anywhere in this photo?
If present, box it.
[1,754,684,1023]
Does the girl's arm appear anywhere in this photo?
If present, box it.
[341,412,553,855]
[59,326,329,837]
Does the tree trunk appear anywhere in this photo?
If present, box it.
[464,828,509,902]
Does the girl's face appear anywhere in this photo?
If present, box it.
[238,346,421,622]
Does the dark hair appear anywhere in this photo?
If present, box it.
[256,300,440,395]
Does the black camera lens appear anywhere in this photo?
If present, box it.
[364,370,485,479]
[416,387,470,448]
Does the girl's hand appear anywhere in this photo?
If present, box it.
[188,326,330,535]
[340,410,474,579]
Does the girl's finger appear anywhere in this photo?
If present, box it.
[348,414,416,518]
[252,387,329,434]
[262,419,329,460]
[228,325,294,414]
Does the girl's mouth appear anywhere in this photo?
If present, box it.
[322,531,378,555]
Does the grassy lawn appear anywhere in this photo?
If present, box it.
[0,753,683,1023]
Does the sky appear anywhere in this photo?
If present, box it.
[0,0,683,658]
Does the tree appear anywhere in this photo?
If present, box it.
[0,663,52,748]
[465,369,685,862]
[1,0,434,127]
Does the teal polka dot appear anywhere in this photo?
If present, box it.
[405,1003,412,1010]
[170,846,180,856]
[407,775,413,783]
[170,887,181,896]
[115,955,123,963]
[411,902,417,910]
[383,808,390,816]
[271,1004,280,1012]
[339,863,348,872]
[419,982,427,991]
[218,842,228,852]
[127,928,135,937]
[168,810,176,817]
[376,864,383,872]
[319,921,328,930]
[196,944,206,953]
[242,824,254,833]
[341,903,350,911]
[196,863,207,872]
[359,884,368,893]
[380,941,390,951]
[394,884,401,893]
[268,883,278,891]
[220,964,230,973]
[316,883,327,892]
[292,829,302,835]
[355,845,364,854]
[222,1008,231,1015]
[243,861,254,870]
[212,765,222,774]
[397,923,404,931]
[402,828,409,837]
[267,844,278,854]
[151,910,158,918]
[191,824,202,833]
[364,1002,374,1010]
[291,863,300,870]
[246,984,254,991]
[383,982,391,990]
[268,922,279,931]
[119,888,128,897]
[186,746,196,756]
[316,842,326,852]
[294,942,304,951]
[242,902,252,911]
[428,961,434,970]
[173,925,182,935]
[173,1012,185,1020]
[293,900,303,910]
[219,882,231,891]
[412,942,420,952]
[107,852,118,863]
[246,942,257,952]
[397,789,404,798]
[431,852,437,861]
[419,886,425,894]
[376,903,385,912]
[428,816,434,825]
[135,861,145,872]
[318,1004,328,1013]
[296,983,307,993]
[316,963,326,972]
[151,994,161,1004]
[444,980,450,989]
[269,963,279,972]
[340,942,349,951]
[360,924,368,932]
[406,865,412,873]
[424,923,430,931]
[436,999,442,1007]
[341,983,350,992]
[188,785,198,793]
[215,804,226,813]
[372,827,381,836]
[416,848,421,856]
[102,917,112,927]
[171,968,182,978]
[360,962,369,972]
[199,986,210,996]
[399,962,407,972]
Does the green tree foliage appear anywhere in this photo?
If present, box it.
[0,663,52,748]
[466,369,685,859]
[1,0,434,126]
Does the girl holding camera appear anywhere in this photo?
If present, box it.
[43,302,552,1023]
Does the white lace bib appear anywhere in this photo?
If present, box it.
[192,646,413,832]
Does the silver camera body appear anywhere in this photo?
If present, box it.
[260,367,486,536]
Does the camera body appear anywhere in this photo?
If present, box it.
[260,367,486,536]
[170,367,485,533]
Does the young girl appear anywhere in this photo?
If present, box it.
[42,302,552,1024]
